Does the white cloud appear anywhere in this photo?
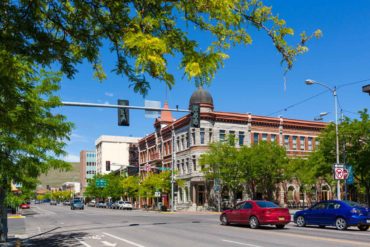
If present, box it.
[64,154,80,162]
[105,92,114,97]
[69,133,88,143]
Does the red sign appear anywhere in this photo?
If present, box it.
[335,168,344,179]
[343,169,349,179]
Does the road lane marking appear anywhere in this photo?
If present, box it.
[222,239,263,247]
[73,237,92,247]
[101,240,117,246]
[103,232,145,247]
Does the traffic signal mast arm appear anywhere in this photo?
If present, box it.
[62,101,190,113]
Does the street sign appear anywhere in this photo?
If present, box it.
[343,169,349,179]
[334,168,345,180]
[154,191,161,197]
[96,178,107,188]
[346,164,354,185]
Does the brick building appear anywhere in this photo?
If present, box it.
[138,87,329,210]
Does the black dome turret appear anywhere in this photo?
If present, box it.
[189,87,214,109]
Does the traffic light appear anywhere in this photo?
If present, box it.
[190,104,200,128]
[118,99,129,126]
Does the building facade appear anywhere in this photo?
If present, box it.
[138,87,328,211]
[95,135,141,175]
[80,150,97,193]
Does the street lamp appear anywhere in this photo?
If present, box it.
[305,79,341,200]
[314,112,328,121]
[363,84,370,95]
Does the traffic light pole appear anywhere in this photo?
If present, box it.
[62,101,190,113]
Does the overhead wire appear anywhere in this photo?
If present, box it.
[266,77,370,118]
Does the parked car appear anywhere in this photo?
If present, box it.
[71,199,84,210]
[111,201,120,209]
[294,200,370,231]
[114,201,133,210]
[50,200,57,206]
[220,200,291,229]
[120,201,133,210]
[96,201,107,208]
[87,200,96,207]
[20,203,30,209]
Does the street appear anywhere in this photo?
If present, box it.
[7,204,370,247]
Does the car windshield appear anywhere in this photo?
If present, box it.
[73,200,81,203]
[343,200,365,208]
[256,201,279,208]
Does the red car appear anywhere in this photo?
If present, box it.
[20,203,30,209]
[220,200,291,229]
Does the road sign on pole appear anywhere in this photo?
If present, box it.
[334,168,345,180]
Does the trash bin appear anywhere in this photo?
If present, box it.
[157,202,162,210]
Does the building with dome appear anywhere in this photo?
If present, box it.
[138,87,328,211]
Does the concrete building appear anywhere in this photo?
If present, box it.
[138,87,328,211]
[62,182,81,194]
[95,135,141,175]
[80,150,97,193]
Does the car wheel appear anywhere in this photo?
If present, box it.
[335,217,347,230]
[220,214,229,225]
[249,216,259,229]
[276,224,285,229]
[358,225,369,231]
[296,216,306,227]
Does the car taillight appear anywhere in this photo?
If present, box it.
[351,208,362,215]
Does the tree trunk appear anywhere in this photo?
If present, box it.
[366,182,370,209]
[0,182,8,242]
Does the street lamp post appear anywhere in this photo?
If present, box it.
[305,79,341,200]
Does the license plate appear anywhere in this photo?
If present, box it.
[367,219,370,224]
[279,217,285,221]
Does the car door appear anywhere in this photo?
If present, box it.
[321,202,341,225]
[239,202,253,224]
[229,202,245,223]
[305,202,326,225]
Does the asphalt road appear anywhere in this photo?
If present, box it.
[11,204,370,247]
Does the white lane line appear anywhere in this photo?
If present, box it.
[222,239,263,247]
[103,232,145,247]
[73,237,92,247]
[101,240,117,246]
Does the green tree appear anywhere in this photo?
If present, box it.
[0,50,73,241]
[200,137,287,205]
[1,1,321,96]
[245,141,288,200]
[140,171,171,200]
[121,176,139,201]
[200,136,245,205]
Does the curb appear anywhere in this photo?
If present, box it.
[8,215,25,219]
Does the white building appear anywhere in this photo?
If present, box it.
[95,135,141,174]
[62,182,81,194]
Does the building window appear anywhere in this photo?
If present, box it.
[253,133,259,144]
[209,129,213,143]
[284,135,290,149]
[192,131,196,145]
[186,133,190,148]
[106,161,111,171]
[292,136,297,150]
[186,158,189,174]
[177,137,180,151]
[239,131,245,146]
[300,136,305,150]
[308,137,313,151]
[200,128,205,144]
[219,130,226,142]
[315,139,320,148]
[262,133,267,141]
[271,134,276,142]
[192,156,197,171]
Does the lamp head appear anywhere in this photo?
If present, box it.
[305,79,316,85]
[319,112,328,117]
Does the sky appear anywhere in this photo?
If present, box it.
[56,0,370,162]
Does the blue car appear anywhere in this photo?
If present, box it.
[294,200,370,231]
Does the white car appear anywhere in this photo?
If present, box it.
[117,201,133,210]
